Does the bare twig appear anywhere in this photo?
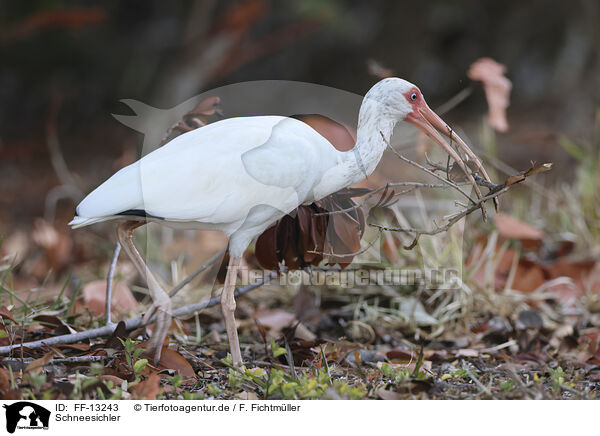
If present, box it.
[105,241,121,325]
[434,86,474,115]
[0,273,276,355]
[369,157,551,248]
[168,248,227,297]
[382,132,479,207]
[2,355,107,371]
[369,186,509,238]
[314,182,457,217]
[306,228,384,258]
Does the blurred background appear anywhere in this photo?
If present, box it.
[1,0,599,291]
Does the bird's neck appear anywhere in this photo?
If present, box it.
[344,98,397,185]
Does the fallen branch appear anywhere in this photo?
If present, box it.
[0,273,276,355]
[1,355,107,371]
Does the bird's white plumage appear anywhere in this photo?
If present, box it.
[72,115,353,253]
[71,78,418,255]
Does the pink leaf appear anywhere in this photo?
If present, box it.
[468,57,512,132]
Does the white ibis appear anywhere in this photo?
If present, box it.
[70,78,494,367]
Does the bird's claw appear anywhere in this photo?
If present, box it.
[142,297,172,365]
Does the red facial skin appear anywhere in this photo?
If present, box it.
[400,86,496,209]
[403,87,425,120]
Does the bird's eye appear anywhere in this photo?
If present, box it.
[410,93,417,101]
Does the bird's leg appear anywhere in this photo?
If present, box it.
[117,221,172,364]
[221,255,243,367]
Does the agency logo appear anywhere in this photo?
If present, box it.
[2,402,50,433]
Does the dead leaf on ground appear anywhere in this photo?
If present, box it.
[549,259,598,291]
[469,246,547,293]
[25,352,54,375]
[255,309,318,342]
[235,391,259,400]
[503,253,547,293]
[156,347,195,378]
[375,387,403,400]
[99,374,125,387]
[0,367,10,392]
[386,349,415,364]
[0,306,16,323]
[130,373,161,400]
[82,280,137,317]
[34,314,76,335]
[494,213,545,250]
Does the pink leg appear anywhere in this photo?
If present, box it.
[117,222,172,364]
[221,256,243,367]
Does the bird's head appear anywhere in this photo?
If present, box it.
[365,77,495,199]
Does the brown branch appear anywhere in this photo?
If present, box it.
[368,161,551,247]
[312,180,476,218]
[381,132,479,207]
[368,186,509,239]
[306,228,384,258]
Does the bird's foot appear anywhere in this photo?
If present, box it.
[142,295,173,365]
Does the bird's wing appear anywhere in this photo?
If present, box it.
[74,116,344,226]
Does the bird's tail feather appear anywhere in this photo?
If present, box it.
[69,216,116,228]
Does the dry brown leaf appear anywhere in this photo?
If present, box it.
[34,314,76,335]
[510,258,547,293]
[99,374,125,387]
[467,57,512,132]
[156,348,195,378]
[470,246,547,293]
[31,218,72,270]
[0,306,16,323]
[0,367,10,392]
[130,373,161,400]
[548,260,599,298]
[505,162,553,186]
[255,309,296,332]
[386,349,415,363]
[235,391,259,400]
[494,213,545,244]
[82,279,137,317]
[0,389,21,400]
[375,387,403,400]
[25,352,54,375]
